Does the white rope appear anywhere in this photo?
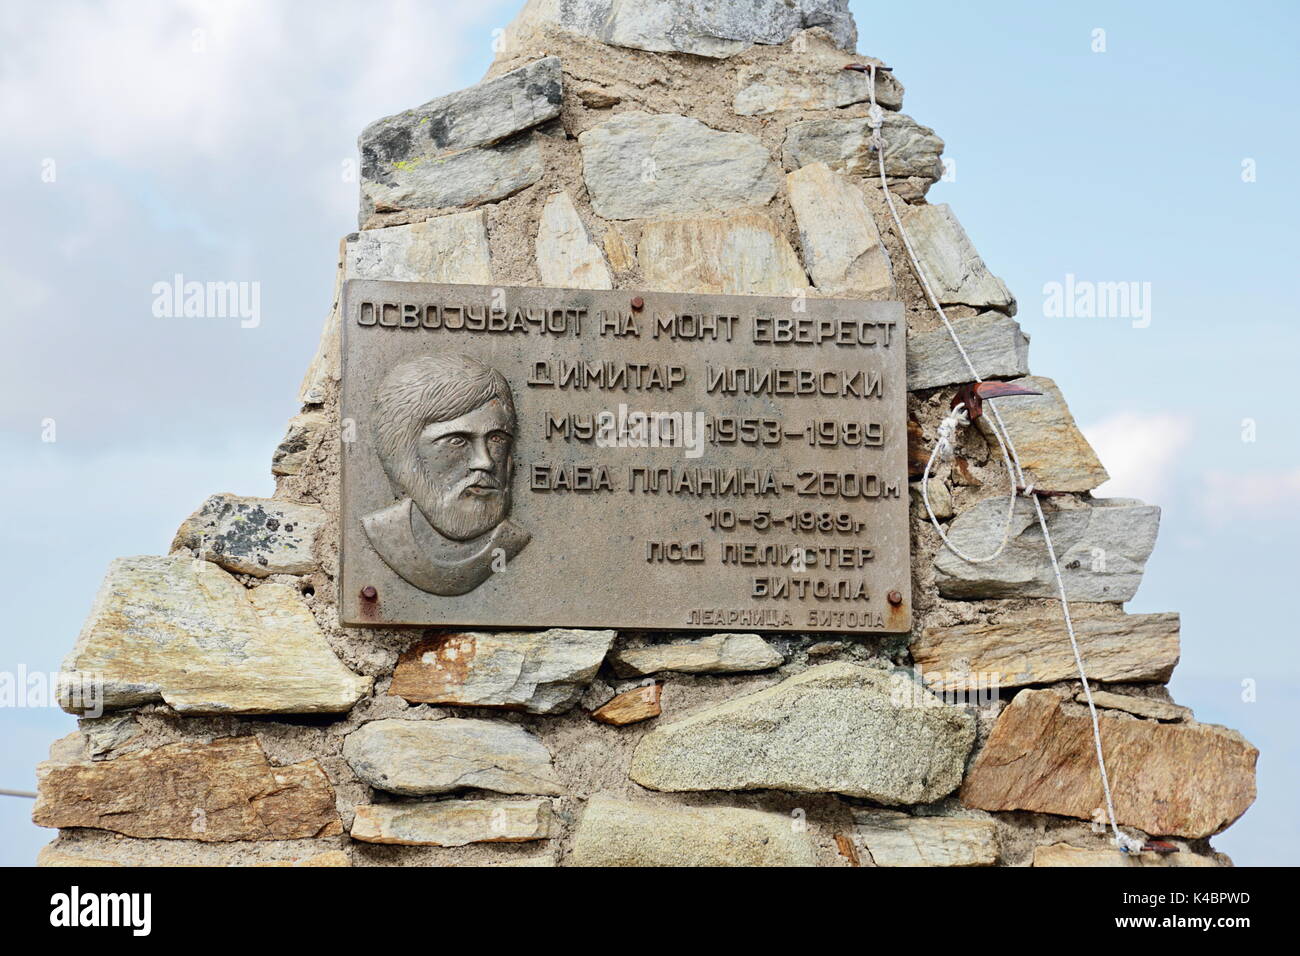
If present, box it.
[865,65,1143,854]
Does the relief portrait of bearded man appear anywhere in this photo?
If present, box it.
[362,352,530,596]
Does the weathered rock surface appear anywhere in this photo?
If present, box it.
[852,809,998,867]
[59,556,370,715]
[579,112,779,220]
[350,798,552,846]
[602,226,635,271]
[345,210,492,284]
[638,211,809,295]
[783,113,944,185]
[359,57,561,217]
[567,794,815,866]
[33,736,342,841]
[629,662,975,802]
[1083,690,1193,722]
[298,239,345,405]
[787,162,893,297]
[1032,843,1223,867]
[735,46,901,115]
[907,313,1030,391]
[961,690,1258,839]
[911,611,1180,690]
[934,498,1161,602]
[172,493,326,577]
[271,409,327,477]
[980,376,1108,492]
[37,843,351,867]
[343,718,563,796]
[899,203,1015,312]
[366,135,544,219]
[535,191,612,289]
[388,628,616,713]
[591,683,662,725]
[255,851,351,867]
[502,0,856,60]
[610,633,782,677]
[37,846,125,867]
[80,714,142,758]
[910,477,954,520]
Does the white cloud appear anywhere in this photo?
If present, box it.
[0,0,518,214]
[1197,468,1300,524]
[1082,412,1194,503]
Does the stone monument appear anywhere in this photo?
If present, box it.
[34,0,1256,867]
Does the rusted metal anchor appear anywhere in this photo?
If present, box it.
[951,380,1041,422]
[942,382,1048,495]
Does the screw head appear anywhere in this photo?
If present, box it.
[887,590,903,606]
[360,586,378,601]
[630,296,645,311]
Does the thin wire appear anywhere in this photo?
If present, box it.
[865,64,1141,853]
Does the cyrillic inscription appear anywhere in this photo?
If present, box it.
[341,281,910,633]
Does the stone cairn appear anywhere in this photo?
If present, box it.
[35,0,1256,867]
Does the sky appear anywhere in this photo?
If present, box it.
[1,0,1296,866]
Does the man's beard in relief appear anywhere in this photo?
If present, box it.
[406,464,510,542]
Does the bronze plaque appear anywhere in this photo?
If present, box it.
[340,280,910,633]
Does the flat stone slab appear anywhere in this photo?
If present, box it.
[579,112,779,219]
[1032,843,1224,867]
[567,794,816,866]
[609,633,783,677]
[591,683,662,725]
[983,376,1108,492]
[1083,690,1192,722]
[934,498,1160,602]
[783,113,944,184]
[271,410,327,477]
[898,203,1015,312]
[388,628,616,714]
[359,57,561,218]
[637,210,809,294]
[501,0,856,60]
[535,191,613,289]
[59,555,371,715]
[33,735,342,842]
[852,809,998,867]
[787,162,893,297]
[342,718,563,796]
[350,798,552,846]
[961,690,1258,839]
[629,662,975,803]
[363,134,545,219]
[911,611,1180,690]
[172,493,325,577]
[346,210,492,284]
[906,313,1030,391]
[37,841,351,867]
[735,41,901,115]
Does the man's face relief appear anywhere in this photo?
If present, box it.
[411,398,514,541]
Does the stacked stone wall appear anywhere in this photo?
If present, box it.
[35,0,1255,868]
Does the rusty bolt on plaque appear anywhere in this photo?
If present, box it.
[360,586,378,602]
[887,590,904,607]
[630,296,645,311]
